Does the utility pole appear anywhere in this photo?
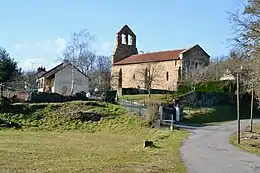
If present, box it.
[236,72,240,144]
[71,57,74,96]
[250,86,254,132]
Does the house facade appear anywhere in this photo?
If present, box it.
[36,62,89,96]
[111,25,210,94]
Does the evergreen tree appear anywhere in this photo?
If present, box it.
[0,47,21,83]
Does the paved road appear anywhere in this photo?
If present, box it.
[181,119,260,173]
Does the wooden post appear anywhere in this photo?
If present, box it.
[139,101,142,115]
[236,72,240,144]
[170,113,174,131]
[159,106,163,121]
[250,87,254,132]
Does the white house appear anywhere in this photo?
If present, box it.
[36,62,89,96]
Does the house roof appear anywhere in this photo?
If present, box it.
[113,49,186,65]
[113,44,210,66]
[41,63,65,78]
[34,70,46,78]
[37,62,90,80]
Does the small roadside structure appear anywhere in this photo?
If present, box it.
[220,69,235,81]
[220,69,235,101]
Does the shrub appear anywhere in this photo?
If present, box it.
[28,91,89,103]
[101,90,117,103]
[143,103,159,127]
[29,92,65,103]
[0,96,11,112]
[0,118,21,129]
[177,80,231,94]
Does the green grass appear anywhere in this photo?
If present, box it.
[182,105,260,126]
[0,101,190,173]
[230,123,260,155]
[121,94,173,104]
[0,101,127,131]
[0,129,189,173]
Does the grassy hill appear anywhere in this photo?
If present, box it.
[0,101,128,132]
[0,101,190,173]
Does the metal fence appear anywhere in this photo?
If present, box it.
[118,99,147,116]
[118,98,179,127]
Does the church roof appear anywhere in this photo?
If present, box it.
[113,49,186,65]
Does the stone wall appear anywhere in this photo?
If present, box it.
[110,26,210,93]
[112,25,138,63]
[181,45,210,78]
[111,60,181,92]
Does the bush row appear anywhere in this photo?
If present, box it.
[122,88,173,95]
[177,81,231,94]
[27,90,118,104]
[28,91,88,103]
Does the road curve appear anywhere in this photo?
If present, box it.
[181,119,260,173]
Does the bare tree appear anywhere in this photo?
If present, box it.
[61,29,95,94]
[63,29,95,76]
[182,64,209,92]
[135,61,163,98]
[23,70,38,91]
[227,1,260,107]
[89,56,112,92]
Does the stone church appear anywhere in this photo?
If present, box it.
[111,25,210,94]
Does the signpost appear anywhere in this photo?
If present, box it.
[236,72,240,144]
[250,87,254,132]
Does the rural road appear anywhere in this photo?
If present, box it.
[180,119,260,173]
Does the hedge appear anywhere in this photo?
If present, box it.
[28,91,88,103]
[177,81,231,94]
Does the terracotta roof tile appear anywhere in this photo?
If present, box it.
[113,49,186,65]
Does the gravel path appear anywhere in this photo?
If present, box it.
[181,119,260,173]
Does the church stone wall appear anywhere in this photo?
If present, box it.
[111,60,181,92]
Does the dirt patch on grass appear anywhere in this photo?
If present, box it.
[230,123,260,155]
[241,126,260,149]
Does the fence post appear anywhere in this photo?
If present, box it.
[156,105,163,128]
[159,105,163,121]
[170,114,174,130]
[139,102,142,115]
[130,100,132,112]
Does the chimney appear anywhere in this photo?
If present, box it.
[37,66,46,73]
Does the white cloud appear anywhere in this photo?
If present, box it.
[94,41,115,56]
[13,38,67,70]
[14,38,67,56]
[101,41,114,50]
[21,58,47,70]
[53,38,67,54]
[15,44,21,50]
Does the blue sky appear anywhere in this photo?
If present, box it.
[0,0,241,70]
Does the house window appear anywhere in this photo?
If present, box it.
[40,79,44,88]
[166,72,169,81]
[133,74,135,80]
[174,60,177,66]
[195,62,198,69]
